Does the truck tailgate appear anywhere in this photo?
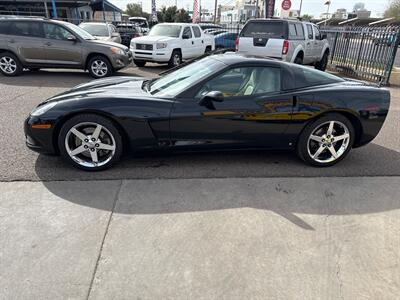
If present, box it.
[238,37,284,58]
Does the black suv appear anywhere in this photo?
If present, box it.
[0,17,132,78]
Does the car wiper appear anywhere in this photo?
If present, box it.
[141,78,157,92]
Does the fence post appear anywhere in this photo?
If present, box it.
[385,27,400,85]
[330,31,339,64]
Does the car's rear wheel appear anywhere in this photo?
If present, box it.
[294,55,303,65]
[315,52,329,71]
[297,114,355,167]
[133,59,146,67]
[58,114,123,171]
[168,50,182,68]
[0,52,23,76]
[88,56,112,79]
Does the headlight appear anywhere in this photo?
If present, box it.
[31,102,57,117]
[156,42,167,49]
[130,42,135,49]
[111,47,125,55]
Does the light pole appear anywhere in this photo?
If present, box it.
[299,0,303,17]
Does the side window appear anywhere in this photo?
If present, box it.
[289,24,297,39]
[192,26,201,38]
[44,23,73,40]
[0,21,10,35]
[314,26,321,40]
[295,24,305,39]
[183,26,192,38]
[197,67,281,98]
[9,21,42,38]
[306,24,313,39]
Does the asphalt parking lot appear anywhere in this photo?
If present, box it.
[1,66,400,299]
[0,66,399,182]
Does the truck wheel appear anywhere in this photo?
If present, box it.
[294,56,303,65]
[315,52,329,71]
[205,46,212,54]
[133,60,146,67]
[168,50,182,68]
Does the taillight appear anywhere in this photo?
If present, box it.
[235,37,239,51]
[282,40,289,55]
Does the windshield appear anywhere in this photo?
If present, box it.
[148,57,226,97]
[149,24,182,37]
[79,23,109,37]
[63,22,95,40]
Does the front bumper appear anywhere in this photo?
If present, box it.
[130,47,172,62]
[110,51,133,70]
[24,116,57,154]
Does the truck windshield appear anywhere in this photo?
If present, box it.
[149,24,182,37]
[148,57,226,97]
[241,21,288,39]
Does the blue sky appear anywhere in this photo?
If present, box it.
[109,0,389,18]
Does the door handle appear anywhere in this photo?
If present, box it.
[191,41,194,45]
[202,40,204,43]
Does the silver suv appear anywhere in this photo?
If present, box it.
[0,17,132,78]
[237,19,330,71]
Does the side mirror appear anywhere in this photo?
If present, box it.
[111,32,119,38]
[67,35,77,42]
[321,34,327,40]
[198,91,224,109]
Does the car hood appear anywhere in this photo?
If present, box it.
[132,35,177,44]
[88,38,128,50]
[46,77,154,102]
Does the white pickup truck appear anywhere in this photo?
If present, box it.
[130,23,215,67]
[237,19,330,71]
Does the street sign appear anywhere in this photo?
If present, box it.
[282,0,292,11]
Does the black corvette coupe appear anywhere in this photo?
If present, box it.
[25,54,390,171]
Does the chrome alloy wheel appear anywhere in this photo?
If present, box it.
[65,122,116,168]
[91,60,108,77]
[0,56,17,74]
[307,121,350,164]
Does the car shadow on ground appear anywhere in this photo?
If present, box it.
[36,143,400,229]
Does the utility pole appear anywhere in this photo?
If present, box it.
[256,0,259,18]
[214,0,218,24]
[299,0,303,17]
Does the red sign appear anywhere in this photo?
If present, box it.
[281,0,292,10]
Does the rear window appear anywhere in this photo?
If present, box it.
[240,21,288,39]
[293,65,344,89]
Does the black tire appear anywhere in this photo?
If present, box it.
[294,55,303,65]
[0,52,23,76]
[168,50,182,68]
[205,46,212,54]
[58,114,123,171]
[315,52,329,71]
[296,113,355,167]
[87,55,112,79]
[133,59,146,67]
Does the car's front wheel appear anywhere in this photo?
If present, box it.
[0,52,23,76]
[88,56,112,79]
[297,114,355,167]
[168,50,182,68]
[315,52,329,71]
[58,114,123,171]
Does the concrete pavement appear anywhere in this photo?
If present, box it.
[1,177,399,299]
